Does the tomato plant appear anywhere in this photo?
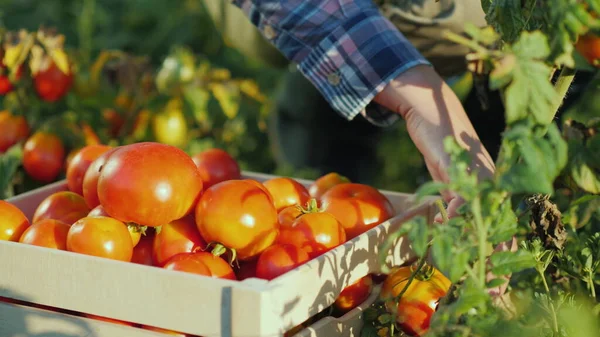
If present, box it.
[255,243,310,280]
[18,219,70,250]
[263,177,311,212]
[66,144,113,196]
[22,131,66,183]
[152,215,206,267]
[0,200,30,241]
[191,148,241,189]
[320,183,395,240]
[66,216,133,262]
[32,191,90,225]
[195,180,278,260]
[97,142,203,227]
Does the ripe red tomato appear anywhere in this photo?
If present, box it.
[235,259,258,280]
[333,275,373,314]
[263,177,310,212]
[31,191,89,226]
[152,215,206,267]
[23,131,65,183]
[33,61,73,102]
[67,216,133,261]
[19,219,70,250]
[278,205,302,227]
[82,148,119,209]
[163,253,211,276]
[66,144,113,196]
[0,63,22,95]
[88,205,141,246]
[308,172,350,200]
[0,200,30,241]
[32,191,90,225]
[0,111,30,153]
[102,109,125,138]
[195,180,278,260]
[256,244,310,281]
[277,211,346,258]
[575,32,600,67]
[380,265,451,336]
[191,148,241,189]
[131,231,155,266]
[321,183,395,240]
[97,142,203,227]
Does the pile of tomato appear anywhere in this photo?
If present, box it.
[0,141,408,336]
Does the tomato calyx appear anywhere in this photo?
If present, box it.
[205,241,238,267]
[297,198,323,214]
[127,223,148,236]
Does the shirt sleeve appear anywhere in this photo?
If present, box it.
[231,0,432,126]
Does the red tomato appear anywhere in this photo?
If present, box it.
[380,265,451,336]
[163,253,211,276]
[82,148,119,209]
[131,231,155,266]
[67,216,133,261]
[88,205,141,246]
[256,244,310,281]
[0,63,22,95]
[191,148,241,189]
[66,145,113,196]
[192,251,237,280]
[333,275,373,314]
[278,205,302,227]
[97,142,203,227]
[235,259,258,280]
[263,177,310,212]
[33,61,73,102]
[102,108,125,138]
[575,33,600,67]
[309,172,350,200]
[0,111,30,153]
[32,191,91,225]
[244,179,274,203]
[321,183,395,240]
[152,215,206,267]
[23,131,65,183]
[19,219,70,250]
[195,180,278,260]
[0,200,30,241]
[277,212,346,258]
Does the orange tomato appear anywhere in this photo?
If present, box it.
[195,180,278,260]
[256,244,310,280]
[186,251,236,280]
[23,131,65,183]
[88,205,141,246]
[67,216,133,262]
[82,147,119,209]
[191,148,241,189]
[0,200,30,241]
[277,205,302,227]
[308,172,350,200]
[163,253,212,276]
[277,211,346,259]
[333,275,373,314]
[321,183,395,240]
[0,111,29,153]
[152,215,206,267]
[66,144,113,196]
[32,191,91,225]
[19,219,70,250]
[263,177,310,211]
[131,231,155,266]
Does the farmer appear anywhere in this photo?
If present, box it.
[216,0,494,219]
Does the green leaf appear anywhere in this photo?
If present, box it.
[488,198,518,244]
[570,148,600,194]
[490,250,536,276]
[486,278,509,289]
[446,281,489,316]
[485,0,525,43]
[415,181,447,204]
[183,85,211,126]
[408,217,429,257]
[0,144,23,199]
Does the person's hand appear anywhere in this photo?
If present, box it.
[373,65,517,297]
[373,65,495,218]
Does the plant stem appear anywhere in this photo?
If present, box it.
[549,67,577,124]
[435,199,450,224]
[537,266,559,335]
[394,247,431,302]
[472,196,488,289]
[588,273,597,299]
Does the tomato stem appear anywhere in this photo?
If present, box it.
[206,242,238,266]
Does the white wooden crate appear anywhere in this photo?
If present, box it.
[1,171,437,337]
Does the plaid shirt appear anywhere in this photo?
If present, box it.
[231,0,431,126]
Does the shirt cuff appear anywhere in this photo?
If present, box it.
[296,8,431,127]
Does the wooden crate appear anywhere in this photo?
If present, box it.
[1,171,437,337]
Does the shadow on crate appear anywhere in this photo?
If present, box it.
[0,288,97,337]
